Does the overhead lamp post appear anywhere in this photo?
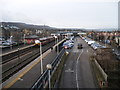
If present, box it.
[18,48,20,64]
[35,40,43,74]
[24,34,26,45]
[46,64,52,89]
[54,36,58,54]
[40,40,43,74]
[54,35,57,44]
[10,36,13,49]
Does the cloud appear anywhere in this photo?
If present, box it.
[1,0,118,28]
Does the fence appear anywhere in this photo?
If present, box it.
[31,48,65,90]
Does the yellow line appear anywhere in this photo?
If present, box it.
[3,53,48,89]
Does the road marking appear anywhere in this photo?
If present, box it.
[76,49,83,89]
[87,50,89,53]
[65,69,74,73]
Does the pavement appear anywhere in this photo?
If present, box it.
[59,37,97,88]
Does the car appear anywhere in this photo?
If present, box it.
[91,42,106,50]
[84,38,91,43]
[91,43,100,50]
[68,40,74,44]
[77,43,83,49]
[2,41,11,46]
[116,54,120,60]
[63,43,73,49]
[88,41,95,45]
[62,41,74,49]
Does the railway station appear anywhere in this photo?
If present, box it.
[1,0,120,89]
[1,32,120,89]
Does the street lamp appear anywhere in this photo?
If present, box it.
[10,36,13,49]
[35,40,43,74]
[54,35,57,44]
[24,34,26,45]
[54,36,59,54]
[39,41,43,74]
[18,48,20,64]
[46,64,52,89]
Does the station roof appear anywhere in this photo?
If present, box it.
[25,35,39,39]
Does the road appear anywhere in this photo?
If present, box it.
[59,37,97,88]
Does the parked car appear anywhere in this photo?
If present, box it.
[91,42,106,50]
[88,41,95,45]
[62,40,74,49]
[91,43,100,50]
[85,38,91,43]
[2,41,11,46]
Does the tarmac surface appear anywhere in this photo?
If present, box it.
[59,37,97,88]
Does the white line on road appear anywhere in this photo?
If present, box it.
[76,49,83,89]
[87,50,88,53]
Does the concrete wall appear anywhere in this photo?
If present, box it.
[94,59,108,81]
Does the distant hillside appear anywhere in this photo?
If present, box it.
[1,22,54,30]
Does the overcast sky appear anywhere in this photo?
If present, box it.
[0,0,119,29]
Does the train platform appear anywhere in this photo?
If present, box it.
[2,38,66,89]
[2,47,58,88]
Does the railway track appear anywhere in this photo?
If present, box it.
[1,45,35,64]
[1,41,56,83]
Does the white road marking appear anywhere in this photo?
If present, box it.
[87,50,88,53]
[76,49,83,89]
[65,68,74,73]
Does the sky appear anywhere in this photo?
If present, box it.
[0,0,119,29]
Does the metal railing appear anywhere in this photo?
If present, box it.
[31,48,65,90]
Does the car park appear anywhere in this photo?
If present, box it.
[82,36,107,50]
[91,42,106,50]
